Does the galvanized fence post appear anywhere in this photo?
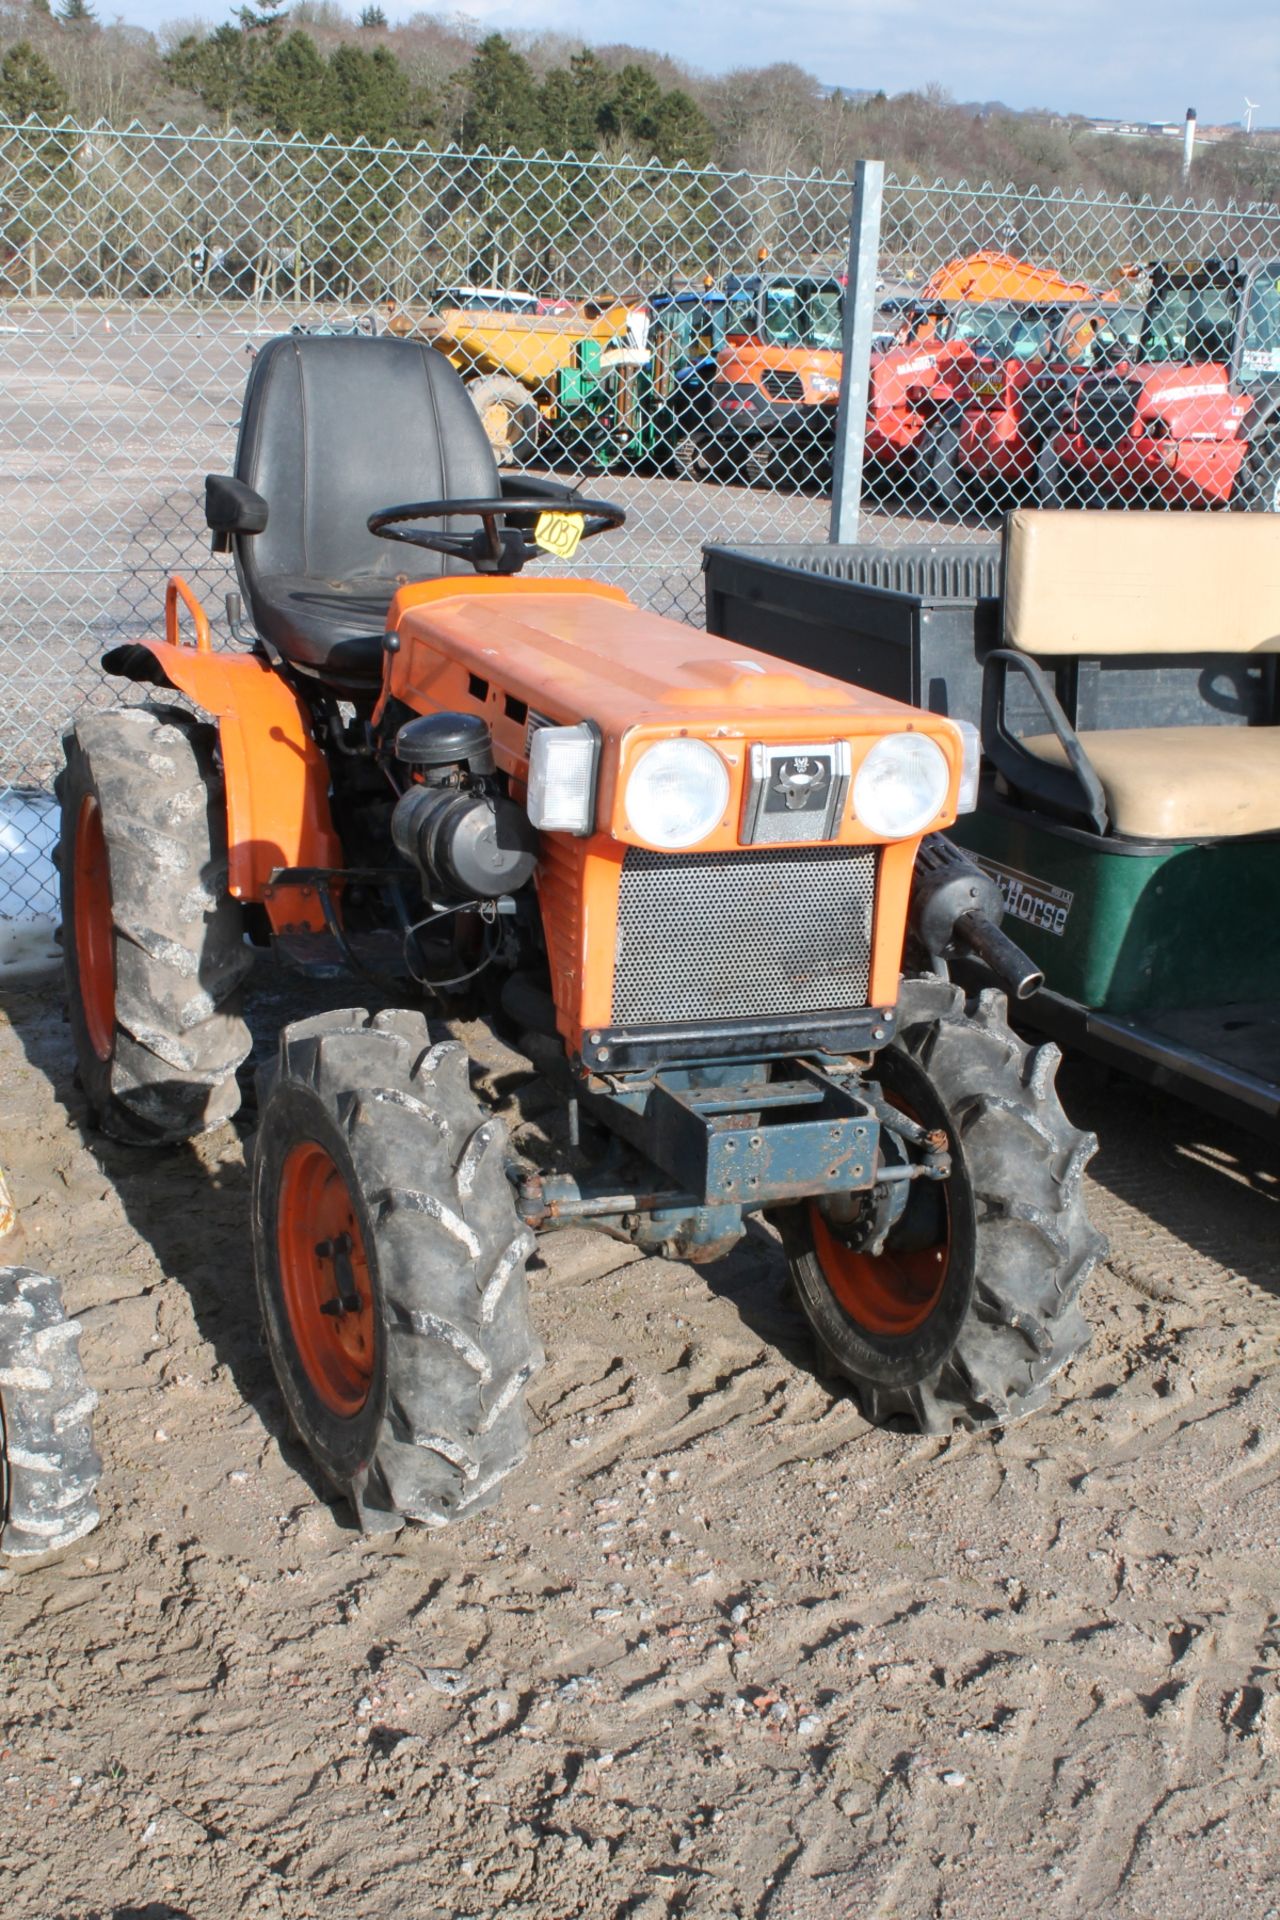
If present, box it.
[829,158,884,546]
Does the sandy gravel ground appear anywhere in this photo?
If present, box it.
[2,962,1278,1920]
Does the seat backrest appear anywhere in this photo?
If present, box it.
[234,334,500,585]
[1003,509,1280,657]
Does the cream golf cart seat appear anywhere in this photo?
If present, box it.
[983,510,1280,840]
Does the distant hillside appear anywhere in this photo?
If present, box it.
[0,0,1277,209]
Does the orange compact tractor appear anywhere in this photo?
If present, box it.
[58,337,1103,1531]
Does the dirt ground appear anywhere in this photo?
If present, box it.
[1,962,1278,1920]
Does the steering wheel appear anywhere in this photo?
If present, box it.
[368,495,626,575]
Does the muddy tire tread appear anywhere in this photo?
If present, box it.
[795,977,1104,1434]
[254,1008,542,1532]
[0,1266,101,1560]
[56,703,252,1144]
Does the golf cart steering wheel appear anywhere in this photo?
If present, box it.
[368,495,626,575]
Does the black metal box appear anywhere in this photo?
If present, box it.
[702,542,1002,721]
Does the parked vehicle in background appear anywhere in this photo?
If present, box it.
[919,300,1142,509]
[864,253,1134,506]
[1042,256,1280,510]
[430,285,542,315]
[388,293,635,465]
[686,272,846,481]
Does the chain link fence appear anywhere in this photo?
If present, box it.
[2,114,1279,912]
[857,175,1280,542]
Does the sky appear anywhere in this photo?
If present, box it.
[115,0,1278,130]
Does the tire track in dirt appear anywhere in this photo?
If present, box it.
[4,976,1280,1919]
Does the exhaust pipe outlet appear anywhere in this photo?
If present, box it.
[910,833,1043,1001]
[953,910,1044,1001]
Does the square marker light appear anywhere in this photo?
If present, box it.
[953,719,981,814]
[526,722,600,835]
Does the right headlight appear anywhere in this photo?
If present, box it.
[623,738,730,849]
[853,733,951,838]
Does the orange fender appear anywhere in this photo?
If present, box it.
[105,621,341,930]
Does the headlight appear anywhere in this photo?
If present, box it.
[809,373,841,397]
[853,734,951,838]
[624,739,730,849]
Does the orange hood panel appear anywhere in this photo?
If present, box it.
[381,578,964,854]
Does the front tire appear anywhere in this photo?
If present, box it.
[57,705,252,1144]
[782,979,1104,1432]
[917,407,968,516]
[1233,438,1280,513]
[252,1008,542,1532]
[0,1266,100,1561]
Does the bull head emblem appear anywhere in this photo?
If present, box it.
[773,755,826,811]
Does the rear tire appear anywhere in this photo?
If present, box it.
[57,705,252,1144]
[782,979,1104,1432]
[1233,438,1280,513]
[466,373,541,468]
[251,1008,543,1532]
[0,1266,100,1561]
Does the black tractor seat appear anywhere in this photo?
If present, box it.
[205,334,503,686]
[243,573,413,681]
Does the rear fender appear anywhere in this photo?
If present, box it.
[101,638,341,931]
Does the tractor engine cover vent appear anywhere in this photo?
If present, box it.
[612,845,875,1025]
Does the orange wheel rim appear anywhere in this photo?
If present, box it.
[277,1142,375,1417]
[74,794,115,1062]
[810,1091,951,1337]
[810,1204,950,1337]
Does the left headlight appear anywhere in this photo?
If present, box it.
[624,739,730,849]
[853,733,951,838]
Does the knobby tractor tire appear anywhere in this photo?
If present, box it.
[1233,438,1280,513]
[918,408,967,515]
[251,1008,543,1532]
[783,979,1105,1433]
[57,704,253,1145]
[0,1266,100,1561]
[466,373,542,468]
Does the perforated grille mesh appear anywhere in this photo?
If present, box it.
[612,845,875,1026]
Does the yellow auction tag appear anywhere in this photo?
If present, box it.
[534,510,584,560]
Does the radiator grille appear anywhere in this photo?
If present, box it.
[612,845,875,1025]
[762,372,806,404]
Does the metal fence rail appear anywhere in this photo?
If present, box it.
[3,113,1279,911]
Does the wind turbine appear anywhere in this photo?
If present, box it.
[1244,97,1260,133]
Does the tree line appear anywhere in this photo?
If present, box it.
[0,0,1276,211]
